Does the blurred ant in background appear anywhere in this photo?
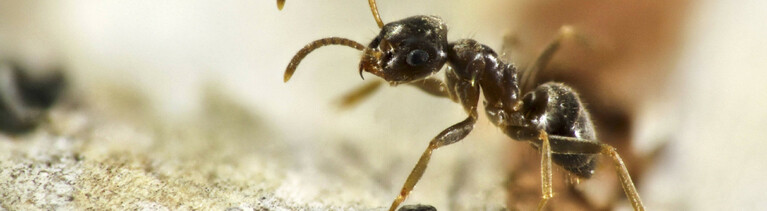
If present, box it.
[278,0,646,210]
[0,62,65,134]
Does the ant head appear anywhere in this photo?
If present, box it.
[359,15,448,84]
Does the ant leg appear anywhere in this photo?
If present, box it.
[521,25,592,93]
[536,130,554,211]
[600,143,645,211]
[542,135,646,211]
[500,33,520,62]
[409,78,452,100]
[337,80,384,109]
[337,78,453,110]
[389,74,479,211]
[520,26,570,93]
[389,115,477,211]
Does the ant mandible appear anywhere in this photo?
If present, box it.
[278,1,645,210]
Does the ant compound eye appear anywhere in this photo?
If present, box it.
[406,49,429,66]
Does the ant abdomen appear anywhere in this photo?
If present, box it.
[520,82,599,178]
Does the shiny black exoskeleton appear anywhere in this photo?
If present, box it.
[361,16,599,177]
[284,14,644,211]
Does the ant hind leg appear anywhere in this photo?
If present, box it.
[536,130,554,211]
[542,135,646,211]
[600,143,645,211]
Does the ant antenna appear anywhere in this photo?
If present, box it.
[368,0,384,28]
[284,37,366,82]
[276,0,383,28]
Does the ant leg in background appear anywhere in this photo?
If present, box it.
[408,77,453,100]
[337,77,453,110]
[337,80,384,109]
[500,33,521,62]
[520,25,594,94]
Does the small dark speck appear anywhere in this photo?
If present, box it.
[225,207,244,211]
[398,204,437,211]
[74,153,84,162]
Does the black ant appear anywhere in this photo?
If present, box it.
[0,62,65,134]
[278,1,644,210]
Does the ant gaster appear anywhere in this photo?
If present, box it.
[279,1,644,210]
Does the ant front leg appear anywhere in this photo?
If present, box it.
[389,70,479,211]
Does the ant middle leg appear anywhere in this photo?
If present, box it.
[389,75,479,211]
[388,115,477,211]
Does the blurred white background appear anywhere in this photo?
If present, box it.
[1,0,766,210]
[653,0,767,209]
